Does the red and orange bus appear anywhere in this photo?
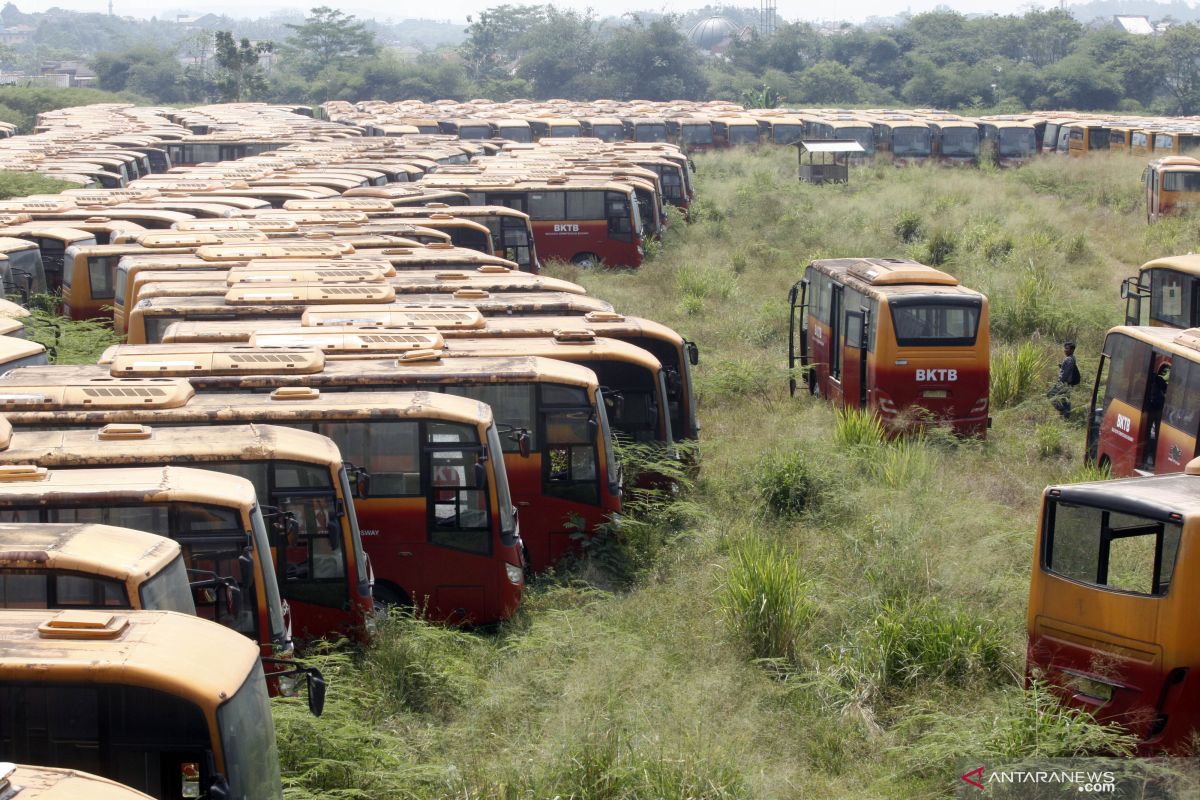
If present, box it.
[789,258,990,437]
[418,175,644,267]
[1027,465,1200,751]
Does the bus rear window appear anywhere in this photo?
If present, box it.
[889,300,980,347]
[1044,501,1181,596]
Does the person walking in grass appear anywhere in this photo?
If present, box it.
[1050,341,1081,418]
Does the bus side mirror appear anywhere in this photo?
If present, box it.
[238,548,254,588]
[307,669,327,717]
[474,460,488,486]
[513,428,532,458]
[685,340,699,366]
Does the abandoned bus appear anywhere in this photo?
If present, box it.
[788,258,990,437]
[1067,123,1110,156]
[0,379,522,624]
[385,205,539,272]
[0,465,290,666]
[0,608,285,799]
[417,175,644,267]
[0,522,194,617]
[0,416,371,642]
[1083,325,1200,476]
[1027,465,1200,751]
[1144,156,1200,222]
[0,226,94,294]
[0,338,48,372]
[979,120,1038,166]
[0,238,47,300]
[101,346,619,573]
[1121,254,1200,328]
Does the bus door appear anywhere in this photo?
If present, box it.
[1147,166,1159,221]
[787,279,807,397]
[842,307,869,409]
[826,285,844,405]
[497,217,534,272]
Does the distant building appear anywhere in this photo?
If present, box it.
[0,24,32,45]
[39,60,96,88]
[1113,15,1156,35]
[687,15,751,57]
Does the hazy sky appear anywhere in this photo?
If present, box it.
[13,0,1065,25]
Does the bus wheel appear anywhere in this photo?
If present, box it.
[571,252,599,268]
[372,582,410,612]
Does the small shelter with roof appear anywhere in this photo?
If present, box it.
[793,140,865,184]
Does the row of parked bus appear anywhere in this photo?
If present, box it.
[0,102,703,799]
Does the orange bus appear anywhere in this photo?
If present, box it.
[0,762,155,798]
[789,258,990,437]
[0,377,523,625]
[1144,156,1200,222]
[100,345,620,573]
[1027,465,1200,751]
[1121,254,1200,328]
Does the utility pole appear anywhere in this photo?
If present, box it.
[760,0,777,37]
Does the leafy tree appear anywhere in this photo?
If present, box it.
[727,22,823,74]
[283,6,377,81]
[1161,24,1200,113]
[460,4,548,83]
[1042,52,1124,110]
[794,60,874,105]
[214,31,272,102]
[515,8,601,100]
[598,16,707,101]
[92,46,187,102]
[1019,9,1083,68]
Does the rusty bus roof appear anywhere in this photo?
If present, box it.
[0,608,260,711]
[0,378,490,428]
[0,521,181,584]
[808,258,985,300]
[0,376,194,410]
[0,224,94,243]
[0,299,29,319]
[0,337,46,364]
[0,465,257,512]
[2,763,156,799]
[97,343,325,374]
[1049,468,1200,519]
[135,267,582,296]
[0,421,342,468]
[101,351,597,389]
[166,306,486,342]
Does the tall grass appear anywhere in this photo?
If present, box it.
[990,342,1049,408]
[721,535,818,665]
[832,406,885,449]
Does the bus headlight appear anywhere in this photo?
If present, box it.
[505,562,524,586]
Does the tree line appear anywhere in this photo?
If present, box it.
[25,5,1200,114]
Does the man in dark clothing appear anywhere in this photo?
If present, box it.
[1050,341,1081,417]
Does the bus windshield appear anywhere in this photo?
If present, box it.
[596,388,620,496]
[772,124,803,145]
[728,126,758,145]
[681,125,713,145]
[486,423,517,544]
[250,506,285,641]
[893,128,931,156]
[940,128,978,156]
[1044,500,1181,596]
[6,249,46,293]
[999,129,1037,157]
[218,662,283,800]
[1162,172,1200,192]
[890,299,981,347]
[138,553,196,614]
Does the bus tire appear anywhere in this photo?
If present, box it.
[571,252,599,268]
[372,582,410,612]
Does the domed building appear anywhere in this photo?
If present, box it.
[687,16,745,56]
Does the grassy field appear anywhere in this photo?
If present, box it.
[261,149,1177,800]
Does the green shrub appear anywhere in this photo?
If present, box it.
[1034,422,1068,459]
[874,436,934,488]
[755,450,823,516]
[721,535,818,664]
[364,610,486,716]
[868,598,1012,689]
[990,342,1048,409]
[893,210,924,243]
[923,229,956,266]
[832,406,885,449]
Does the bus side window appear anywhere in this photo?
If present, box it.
[0,572,47,607]
[317,420,421,497]
[1164,358,1200,441]
[426,423,490,555]
[1151,269,1190,328]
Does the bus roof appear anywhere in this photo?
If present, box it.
[0,376,194,410]
[808,258,983,300]
[0,377,490,427]
[1139,254,1200,276]
[101,350,597,388]
[1,763,156,799]
[0,521,181,584]
[0,421,343,468]
[1049,464,1200,518]
[98,343,325,375]
[136,291,613,317]
[0,465,257,511]
[0,337,46,362]
[0,608,259,710]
